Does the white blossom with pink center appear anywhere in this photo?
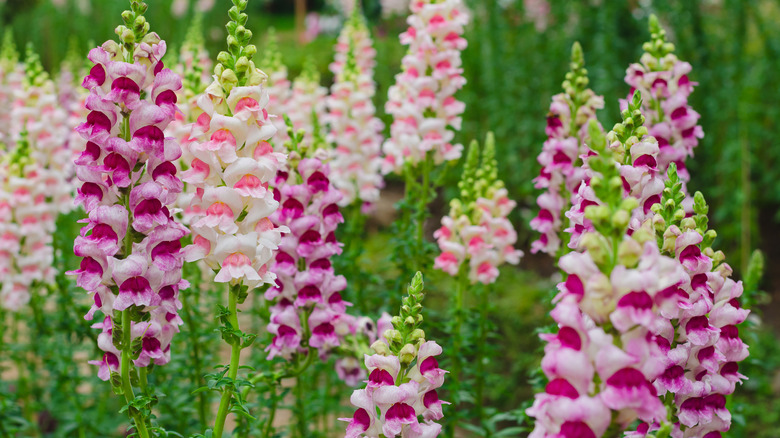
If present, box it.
[382,0,469,173]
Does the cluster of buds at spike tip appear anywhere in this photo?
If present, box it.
[433,133,522,284]
[182,0,286,291]
[70,0,189,380]
[0,130,56,311]
[531,42,604,257]
[9,44,73,214]
[0,30,22,147]
[624,14,703,199]
[325,6,385,211]
[264,116,356,365]
[341,272,448,438]
[381,0,469,173]
[212,0,264,95]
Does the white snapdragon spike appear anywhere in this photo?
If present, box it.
[183,67,288,290]
[0,137,56,311]
[9,48,73,214]
[382,0,469,173]
[260,30,293,149]
[287,62,327,150]
[329,6,377,80]
[433,136,522,284]
[325,11,385,210]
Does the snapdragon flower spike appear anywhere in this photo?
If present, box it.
[341,272,448,437]
[325,9,385,211]
[623,171,749,437]
[623,15,703,194]
[261,29,293,148]
[265,128,350,361]
[528,104,694,436]
[381,0,469,173]
[182,7,286,292]
[531,42,604,256]
[70,2,188,378]
[433,134,522,284]
[0,132,56,311]
[286,60,327,149]
[8,45,73,214]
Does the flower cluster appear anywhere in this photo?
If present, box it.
[529,96,749,437]
[261,29,293,148]
[182,13,286,292]
[342,273,448,437]
[624,15,702,189]
[528,103,687,437]
[325,9,384,210]
[9,45,73,213]
[382,0,469,173]
[0,132,56,311]
[630,169,749,437]
[70,4,188,379]
[434,135,522,284]
[266,137,350,361]
[286,61,327,149]
[531,43,604,256]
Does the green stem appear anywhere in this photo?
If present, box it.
[120,310,150,438]
[448,263,469,438]
[181,289,208,429]
[475,283,490,432]
[262,384,279,438]
[213,284,243,438]
[295,376,306,438]
[417,155,431,256]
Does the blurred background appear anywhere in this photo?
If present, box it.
[1,0,779,436]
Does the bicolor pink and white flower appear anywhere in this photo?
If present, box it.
[71,34,189,377]
[266,157,352,361]
[325,12,384,210]
[341,340,448,437]
[382,0,469,173]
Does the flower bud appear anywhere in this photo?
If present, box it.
[371,340,390,356]
[618,238,642,267]
[399,343,417,365]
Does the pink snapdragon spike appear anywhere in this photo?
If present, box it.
[341,273,448,437]
[623,15,703,205]
[260,29,293,148]
[531,42,604,257]
[10,46,74,214]
[325,8,385,211]
[529,95,749,437]
[70,3,188,381]
[382,0,469,173]
[433,135,522,284]
[286,61,327,150]
[0,134,56,311]
[266,135,352,362]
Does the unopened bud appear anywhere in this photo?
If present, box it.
[399,343,417,365]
